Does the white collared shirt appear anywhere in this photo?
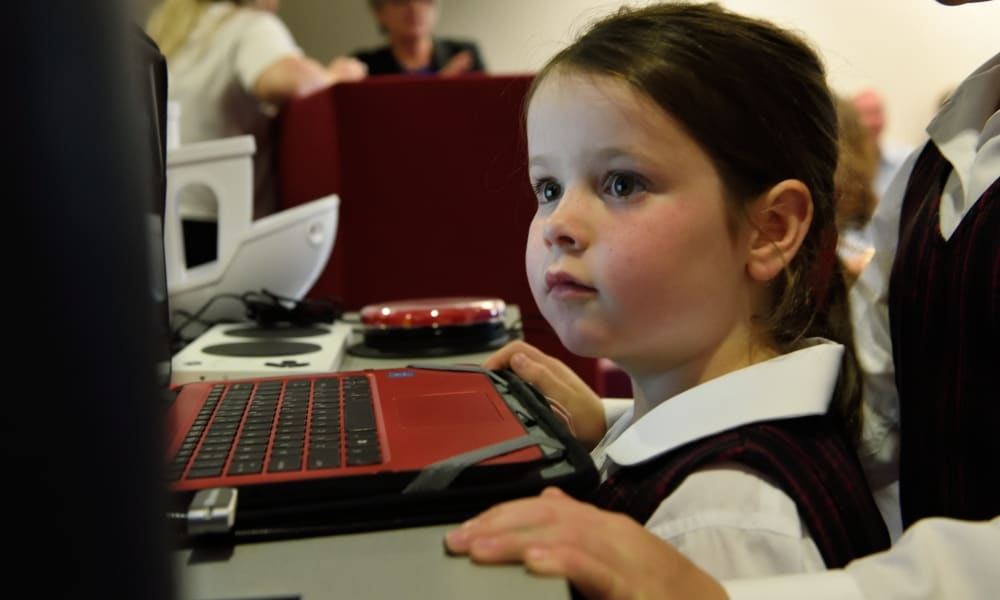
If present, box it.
[848,52,1000,541]
[876,142,916,199]
[723,52,1000,600]
[591,339,844,580]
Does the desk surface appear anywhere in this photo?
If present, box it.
[176,523,569,600]
[173,313,570,599]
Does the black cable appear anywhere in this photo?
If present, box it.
[171,289,346,352]
[170,292,245,347]
[245,288,343,326]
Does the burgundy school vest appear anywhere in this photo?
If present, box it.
[888,142,1000,527]
[593,416,890,568]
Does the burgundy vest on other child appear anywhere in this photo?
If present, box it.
[593,415,890,568]
[888,142,1000,528]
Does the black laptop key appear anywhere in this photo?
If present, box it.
[272,440,305,450]
[309,424,342,435]
[198,442,233,454]
[270,447,302,459]
[227,460,263,475]
[309,432,340,444]
[308,441,338,453]
[188,465,224,479]
[346,446,381,466]
[347,430,378,450]
[308,452,341,470]
[193,450,229,463]
[238,428,271,439]
[268,456,302,472]
[344,408,376,432]
[232,450,265,463]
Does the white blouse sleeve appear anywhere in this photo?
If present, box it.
[723,517,1000,600]
[233,11,303,93]
[601,398,633,430]
[848,147,920,491]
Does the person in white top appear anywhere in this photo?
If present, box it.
[146,0,367,220]
[444,0,892,586]
[443,1,1000,599]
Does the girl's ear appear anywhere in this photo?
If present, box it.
[746,179,813,282]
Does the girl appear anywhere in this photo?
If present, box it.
[446,1,889,582]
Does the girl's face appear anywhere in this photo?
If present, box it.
[376,0,438,41]
[526,71,759,379]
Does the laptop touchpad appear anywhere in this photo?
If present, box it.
[395,391,504,427]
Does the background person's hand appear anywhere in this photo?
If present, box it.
[444,487,729,600]
[439,50,475,77]
[483,340,607,449]
[327,56,368,83]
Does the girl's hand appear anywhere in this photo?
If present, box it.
[444,487,729,600]
[482,341,607,449]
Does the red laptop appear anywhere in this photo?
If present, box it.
[165,363,596,542]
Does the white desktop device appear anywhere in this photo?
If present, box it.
[170,320,354,385]
[163,135,339,327]
[170,305,524,385]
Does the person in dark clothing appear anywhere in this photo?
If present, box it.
[353,0,485,76]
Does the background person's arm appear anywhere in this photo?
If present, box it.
[233,10,367,106]
[253,54,366,104]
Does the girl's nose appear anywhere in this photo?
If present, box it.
[542,188,591,252]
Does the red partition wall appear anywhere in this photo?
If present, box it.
[277,74,601,388]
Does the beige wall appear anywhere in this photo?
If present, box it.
[137,0,1000,148]
[281,0,999,148]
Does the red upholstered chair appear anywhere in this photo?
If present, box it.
[276,74,602,389]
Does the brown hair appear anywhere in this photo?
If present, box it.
[528,2,862,441]
[834,96,879,231]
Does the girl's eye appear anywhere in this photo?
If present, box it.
[603,172,646,198]
[532,179,563,204]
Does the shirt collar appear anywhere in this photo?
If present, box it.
[605,339,844,467]
[927,52,1000,236]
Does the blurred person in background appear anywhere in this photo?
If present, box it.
[147,0,367,226]
[834,96,880,284]
[851,88,914,201]
[353,0,485,76]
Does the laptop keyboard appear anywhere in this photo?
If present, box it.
[168,375,383,482]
